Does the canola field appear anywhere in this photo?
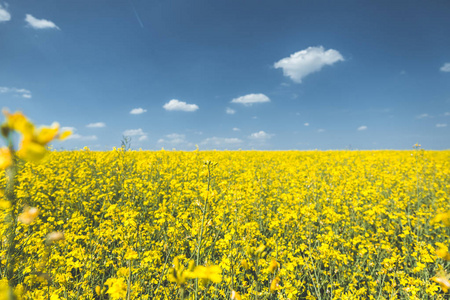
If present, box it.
[1,148,450,299]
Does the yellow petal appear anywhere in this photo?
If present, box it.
[3,111,35,138]
[0,147,12,169]
[58,130,72,141]
[36,125,59,145]
[18,140,47,163]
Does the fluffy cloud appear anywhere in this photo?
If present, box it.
[226,107,236,115]
[201,137,243,146]
[123,128,148,142]
[232,127,240,131]
[274,46,344,83]
[440,63,450,72]
[163,99,199,112]
[61,126,76,133]
[436,123,447,128]
[0,87,32,98]
[86,122,106,128]
[304,123,310,126]
[158,133,187,145]
[123,128,146,136]
[62,127,97,141]
[357,125,368,131]
[249,131,273,140]
[130,108,147,115]
[25,14,59,30]
[231,94,270,106]
[67,134,98,141]
[0,4,11,22]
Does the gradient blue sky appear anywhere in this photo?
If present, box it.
[1,0,449,150]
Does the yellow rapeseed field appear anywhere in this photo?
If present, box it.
[1,112,450,299]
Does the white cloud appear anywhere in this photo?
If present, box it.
[123,128,146,136]
[444,112,450,116]
[61,126,76,133]
[231,93,270,106]
[157,133,193,148]
[0,87,32,98]
[436,123,447,128]
[317,129,325,133]
[304,122,310,126]
[0,4,11,22]
[274,46,344,83]
[158,134,186,144]
[201,137,243,146]
[25,14,59,30]
[86,122,106,128]
[226,107,236,115]
[416,113,430,119]
[232,127,240,131]
[123,128,148,142]
[357,125,368,131]
[130,108,147,115]
[440,63,450,72]
[66,134,98,141]
[163,99,199,112]
[249,131,273,140]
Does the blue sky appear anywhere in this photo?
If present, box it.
[1,0,449,150]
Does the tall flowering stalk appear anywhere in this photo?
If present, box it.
[0,110,70,296]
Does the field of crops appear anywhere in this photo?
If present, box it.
[1,146,450,299]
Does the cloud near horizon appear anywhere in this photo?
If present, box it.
[249,131,273,140]
[25,14,59,29]
[86,122,106,128]
[274,46,344,83]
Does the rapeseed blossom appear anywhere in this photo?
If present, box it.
[0,146,449,298]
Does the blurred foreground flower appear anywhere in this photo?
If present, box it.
[46,231,65,244]
[432,211,450,227]
[0,147,12,169]
[231,290,242,300]
[193,265,222,283]
[18,206,39,224]
[2,110,71,163]
[431,271,450,293]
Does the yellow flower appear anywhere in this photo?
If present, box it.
[2,110,71,163]
[267,259,279,273]
[124,248,138,260]
[167,258,195,286]
[17,140,47,163]
[105,278,127,300]
[432,211,450,226]
[2,110,34,138]
[0,147,12,169]
[193,265,222,283]
[241,259,250,270]
[431,271,450,293]
[18,206,39,225]
[270,276,281,292]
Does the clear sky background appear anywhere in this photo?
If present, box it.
[1,0,449,150]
